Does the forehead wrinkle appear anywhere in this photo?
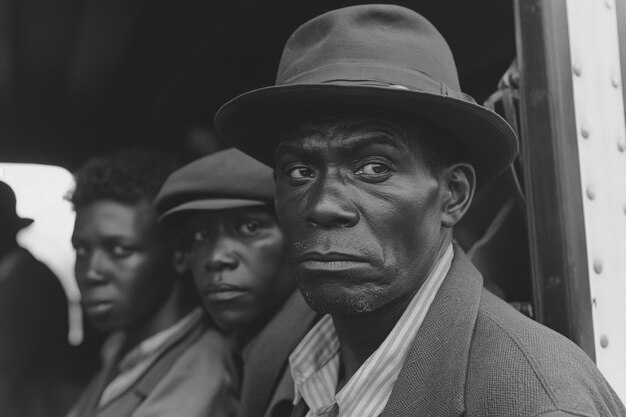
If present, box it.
[277,116,412,157]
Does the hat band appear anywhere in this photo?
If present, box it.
[278,61,475,103]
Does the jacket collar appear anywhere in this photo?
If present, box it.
[382,245,483,417]
[240,290,318,417]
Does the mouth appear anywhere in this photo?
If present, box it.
[204,284,248,302]
[297,252,370,271]
[82,299,114,316]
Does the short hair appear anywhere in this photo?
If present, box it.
[69,148,181,210]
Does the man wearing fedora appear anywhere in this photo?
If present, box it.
[0,181,73,417]
[215,5,626,417]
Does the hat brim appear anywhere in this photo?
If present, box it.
[159,198,269,222]
[17,217,34,229]
[215,83,518,186]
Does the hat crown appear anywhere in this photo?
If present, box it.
[277,4,461,94]
[155,148,275,219]
[0,181,33,230]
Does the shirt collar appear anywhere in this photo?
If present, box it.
[98,307,204,407]
[289,244,454,416]
[105,307,204,372]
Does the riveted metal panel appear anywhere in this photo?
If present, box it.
[566,0,626,400]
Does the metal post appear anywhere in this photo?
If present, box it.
[513,0,595,358]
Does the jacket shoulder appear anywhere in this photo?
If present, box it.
[134,327,239,417]
[465,290,625,417]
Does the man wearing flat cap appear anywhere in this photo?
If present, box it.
[155,148,318,417]
[215,4,626,417]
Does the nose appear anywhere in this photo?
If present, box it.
[203,236,240,272]
[79,250,107,285]
[306,178,359,228]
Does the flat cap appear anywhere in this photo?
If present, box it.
[155,148,274,221]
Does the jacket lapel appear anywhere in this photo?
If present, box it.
[240,290,318,417]
[382,247,483,417]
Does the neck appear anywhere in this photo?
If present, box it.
[332,301,407,388]
[0,237,18,258]
[333,232,452,388]
[123,283,195,353]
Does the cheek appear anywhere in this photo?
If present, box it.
[187,248,208,275]
[117,254,169,296]
[244,233,287,276]
[369,188,442,269]
[275,190,308,233]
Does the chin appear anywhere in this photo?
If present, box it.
[299,285,382,315]
[208,307,255,334]
[87,315,119,333]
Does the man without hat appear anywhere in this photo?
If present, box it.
[155,148,318,417]
[215,5,626,417]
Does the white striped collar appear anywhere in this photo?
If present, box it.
[289,244,454,417]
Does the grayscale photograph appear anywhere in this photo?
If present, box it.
[1,1,625,416]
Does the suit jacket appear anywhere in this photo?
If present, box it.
[0,248,73,417]
[292,247,626,417]
[68,317,238,417]
[240,291,319,417]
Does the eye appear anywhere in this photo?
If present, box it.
[286,166,316,180]
[110,245,133,258]
[238,220,262,237]
[355,162,391,176]
[193,229,211,242]
[74,246,88,258]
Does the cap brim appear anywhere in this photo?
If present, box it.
[215,83,518,186]
[159,198,269,222]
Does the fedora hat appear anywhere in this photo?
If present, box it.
[0,181,33,231]
[215,4,518,185]
[155,148,274,222]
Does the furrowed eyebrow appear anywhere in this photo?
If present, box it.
[276,131,408,160]
[338,132,408,153]
[275,140,305,159]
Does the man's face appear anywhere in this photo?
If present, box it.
[183,207,293,335]
[275,114,449,315]
[72,200,175,333]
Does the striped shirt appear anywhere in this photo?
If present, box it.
[289,244,454,417]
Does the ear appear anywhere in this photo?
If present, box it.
[173,250,190,274]
[439,162,476,228]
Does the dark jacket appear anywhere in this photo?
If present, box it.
[0,248,72,417]
[67,316,238,417]
[240,291,318,417]
[292,247,626,417]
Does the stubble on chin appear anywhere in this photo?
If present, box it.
[298,284,383,315]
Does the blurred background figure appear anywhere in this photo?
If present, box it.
[66,149,237,417]
[0,181,73,417]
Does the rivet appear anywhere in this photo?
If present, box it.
[581,126,590,139]
[623,203,626,215]
[606,0,613,9]
[573,63,582,76]
[611,75,620,88]
[618,138,626,152]
[600,335,609,348]
[593,259,603,274]
[586,185,596,200]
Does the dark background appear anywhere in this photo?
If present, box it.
[0,0,516,169]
